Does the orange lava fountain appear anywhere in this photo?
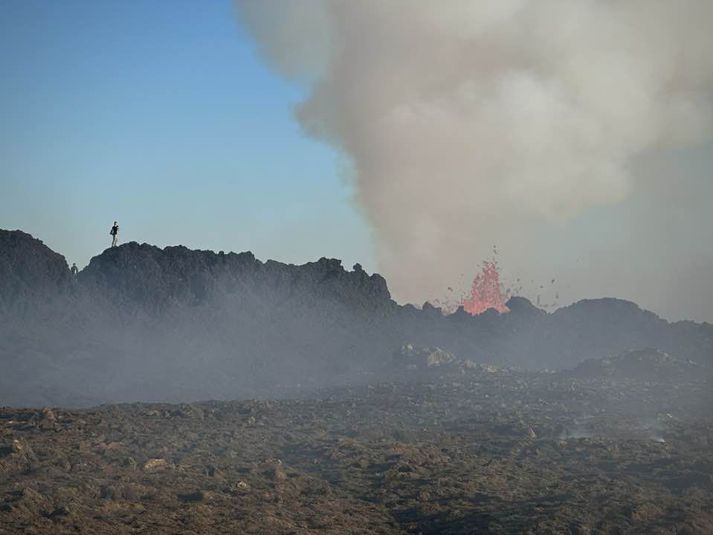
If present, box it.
[461,260,509,315]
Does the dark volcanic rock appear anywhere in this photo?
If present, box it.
[1,228,713,406]
[1,369,712,534]
[2,230,713,533]
[79,242,392,312]
[550,298,666,356]
[0,229,71,309]
[571,348,709,382]
[505,295,545,317]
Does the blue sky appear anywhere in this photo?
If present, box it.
[0,0,375,271]
[2,1,713,323]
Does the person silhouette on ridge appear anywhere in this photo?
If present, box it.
[70,263,79,276]
[110,221,119,247]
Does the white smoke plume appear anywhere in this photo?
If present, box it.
[235,1,713,308]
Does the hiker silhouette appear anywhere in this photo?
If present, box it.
[110,221,119,247]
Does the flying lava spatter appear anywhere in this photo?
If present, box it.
[460,260,509,315]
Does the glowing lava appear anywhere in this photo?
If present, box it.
[461,260,509,315]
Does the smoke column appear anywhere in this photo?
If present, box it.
[234,1,713,312]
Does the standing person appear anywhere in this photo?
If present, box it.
[70,263,79,276]
[110,221,119,247]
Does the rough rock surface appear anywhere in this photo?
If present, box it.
[571,348,708,382]
[78,241,391,313]
[0,230,71,309]
[1,364,712,534]
[2,229,713,533]
[392,344,458,369]
[1,228,712,406]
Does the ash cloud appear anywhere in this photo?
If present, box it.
[235,0,713,314]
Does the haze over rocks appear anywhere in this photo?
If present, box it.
[1,228,711,407]
[2,228,713,533]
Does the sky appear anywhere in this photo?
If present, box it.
[0,0,375,272]
[1,1,712,323]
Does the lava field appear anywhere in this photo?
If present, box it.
[2,361,712,534]
[2,230,713,533]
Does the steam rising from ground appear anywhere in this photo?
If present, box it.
[235,1,713,309]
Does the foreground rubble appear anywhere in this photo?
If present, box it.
[2,364,712,534]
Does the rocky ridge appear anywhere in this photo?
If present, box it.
[1,228,712,406]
